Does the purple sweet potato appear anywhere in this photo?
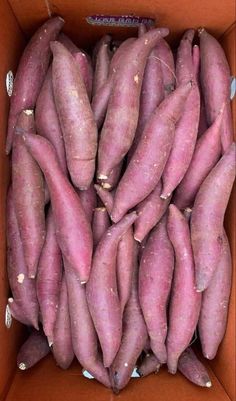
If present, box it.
[128,33,165,160]
[92,207,110,247]
[174,105,225,209]
[199,28,233,152]
[12,110,45,278]
[192,45,200,78]
[35,67,67,175]
[167,204,201,374]
[191,142,236,291]
[86,212,137,367]
[78,184,97,223]
[97,28,169,181]
[134,181,170,242]
[91,38,136,129]
[92,38,111,98]
[17,330,50,370]
[94,185,135,314]
[73,51,93,100]
[51,41,97,190]
[53,274,74,369]
[58,32,79,53]
[161,29,200,199]
[36,208,63,344]
[137,353,161,377]
[178,347,212,387]
[7,187,39,328]
[6,17,64,154]
[110,243,148,392]
[65,263,110,387]
[198,230,232,359]
[155,37,175,97]
[117,226,135,315]
[139,216,174,363]
[111,81,192,223]
[92,35,112,67]
[17,126,93,284]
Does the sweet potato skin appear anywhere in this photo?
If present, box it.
[167,204,201,374]
[97,28,169,180]
[137,353,161,377]
[110,243,148,392]
[17,331,50,370]
[198,230,232,360]
[86,212,137,368]
[174,106,224,209]
[191,142,236,291]
[13,110,45,278]
[78,184,97,224]
[65,264,110,387]
[35,67,67,175]
[161,29,200,199]
[36,209,63,344]
[17,130,93,284]
[53,274,74,369]
[111,81,192,222]
[51,41,97,190]
[199,28,233,152]
[155,37,175,97]
[134,181,170,242]
[73,51,93,99]
[6,17,64,154]
[7,187,39,329]
[139,216,174,363]
[92,207,110,247]
[92,39,111,97]
[178,348,212,387]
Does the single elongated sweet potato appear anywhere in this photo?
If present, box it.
[92,207,110,247]
[35,67,67,175]
[6,17,64,154]
[36,208,63,344]
[53,274,74,369]
[86,212,137,367]
[199,28,233,152]
[191,142,235,291]
[167,204,201,374]
[65,263,110,387]
[161,29,200,199]
[92,39,111,97]
[91,38,136,129]
[111,81,192,223]
[58,32,79,53]
[7,187,39,329]
[92,35,112,67]
[134,181,170,242]
[178,347,212,387]
[78,184,97,223]
[137,353,161,377]
[128,32,165,160]
[110,243,148,392]
[17,125,93,284]
[94,185,135,314]
[73,51,93,100]
[174,105,224,209]
[139,216,174,363]
[97,28,169,181]
[12,110,45,278]
[198,230,232,359]
[51,41,97,190]
[17,331,50,370]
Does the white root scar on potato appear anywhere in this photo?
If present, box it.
[17,273,25,283]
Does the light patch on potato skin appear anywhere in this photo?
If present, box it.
[17,273,25,283]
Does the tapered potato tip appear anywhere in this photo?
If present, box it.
[18,362,27,370]
[198,27,205,35]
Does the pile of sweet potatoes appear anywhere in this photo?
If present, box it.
[6,16,235,392]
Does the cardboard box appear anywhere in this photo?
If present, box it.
[0,1,235,400]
